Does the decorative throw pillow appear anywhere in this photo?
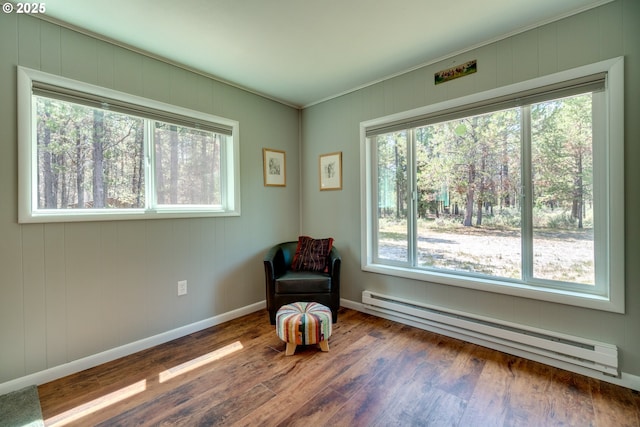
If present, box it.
[291,236,334,272]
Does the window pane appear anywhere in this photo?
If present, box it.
[531,94,595,285]
[154,122,222,206]
[416,109,522,279]
[35,97,145,209]
[376,131,409,263]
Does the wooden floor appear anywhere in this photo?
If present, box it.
[38,308,640,427]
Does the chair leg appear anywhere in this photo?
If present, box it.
[285,342,297,356]
[319,340,329,352]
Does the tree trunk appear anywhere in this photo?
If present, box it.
[200,137,208,204]
[132,126,144,207]
[501,164,510,208]
[155,128,165,204]
[92,110,106,208]
[463,164,475,226]
[170,125,179,204]
[394,145,402,219]
[573,152,584,229]
[212,134,220,204]
[42,101,57,208]
[75,125,85,208]
[59,153,68,208]
[478,137,491,226]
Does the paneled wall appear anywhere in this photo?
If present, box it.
[3,0,639,389]
[0,13,300,384]
[301,0,640,377]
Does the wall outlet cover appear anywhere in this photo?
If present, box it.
[178,280,187,296]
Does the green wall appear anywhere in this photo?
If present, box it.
[301,0,640,378]
[0,13,300,384]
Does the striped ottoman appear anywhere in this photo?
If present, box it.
[276,302,332,356]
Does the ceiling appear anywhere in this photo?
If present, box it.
[39,0,611,108]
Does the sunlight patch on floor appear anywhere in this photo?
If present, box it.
[158,340,244,383]
[46,380,147,426]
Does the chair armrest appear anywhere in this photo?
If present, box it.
[264,244,290,279]
[264,245,286,316]
[328,246,341,282]
[263,245,281,280]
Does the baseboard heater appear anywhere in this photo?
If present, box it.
[362,290,619,377]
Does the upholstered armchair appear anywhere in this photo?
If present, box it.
[264,240,341,324]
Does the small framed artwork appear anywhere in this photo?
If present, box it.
[319,151,342,191]
[434,59,477,85]
[263,148,286,187]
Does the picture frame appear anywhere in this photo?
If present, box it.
[263,148,286,187]
[434,59,477,85]
[319,151,342,191]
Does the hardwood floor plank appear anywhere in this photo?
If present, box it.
[156,383,276,427]
[275,387,347,427]
[542,369,596,426]
[37,308,640,427]
[93,339,284,425]
[232,327,390,426]
[94,378,203,427]
[591,378,640,427]
[323,327,436,426]
[375,387,466,427]
[432,342,486,401]
[324,334,394,399]
[458,350,516,426]
[498,358,556,427]
[274,335,416,426]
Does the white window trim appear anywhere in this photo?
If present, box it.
[360,57,624,313]
[17,66,241,223]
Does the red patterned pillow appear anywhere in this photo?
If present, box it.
[291,236,334,272]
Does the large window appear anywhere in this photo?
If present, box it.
[18,67,240,222]
[361,58,624,312]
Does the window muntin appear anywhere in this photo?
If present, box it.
[19,67,240,222]
[362,58,624,312]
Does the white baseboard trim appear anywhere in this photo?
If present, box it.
[0,301,266,396]
[341,297,640,392]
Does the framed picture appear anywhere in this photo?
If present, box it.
[319,151,342,191]
[263,148,286,187]
[434,59,477,85]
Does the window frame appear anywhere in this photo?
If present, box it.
[18,66,241,223]
[360,57,624,313]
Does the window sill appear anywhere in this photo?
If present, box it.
[19,208,241,224]
[361,262,623,314]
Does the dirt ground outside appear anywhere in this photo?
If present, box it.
[378,223,595,285]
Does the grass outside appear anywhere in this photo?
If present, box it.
[378,217,594,285]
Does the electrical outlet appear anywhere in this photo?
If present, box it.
[177,280,187,296]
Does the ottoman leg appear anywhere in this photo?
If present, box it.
[319,340,329,352]
[285,342,297,356]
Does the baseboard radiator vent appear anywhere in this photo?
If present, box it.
[362,290,619,377]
